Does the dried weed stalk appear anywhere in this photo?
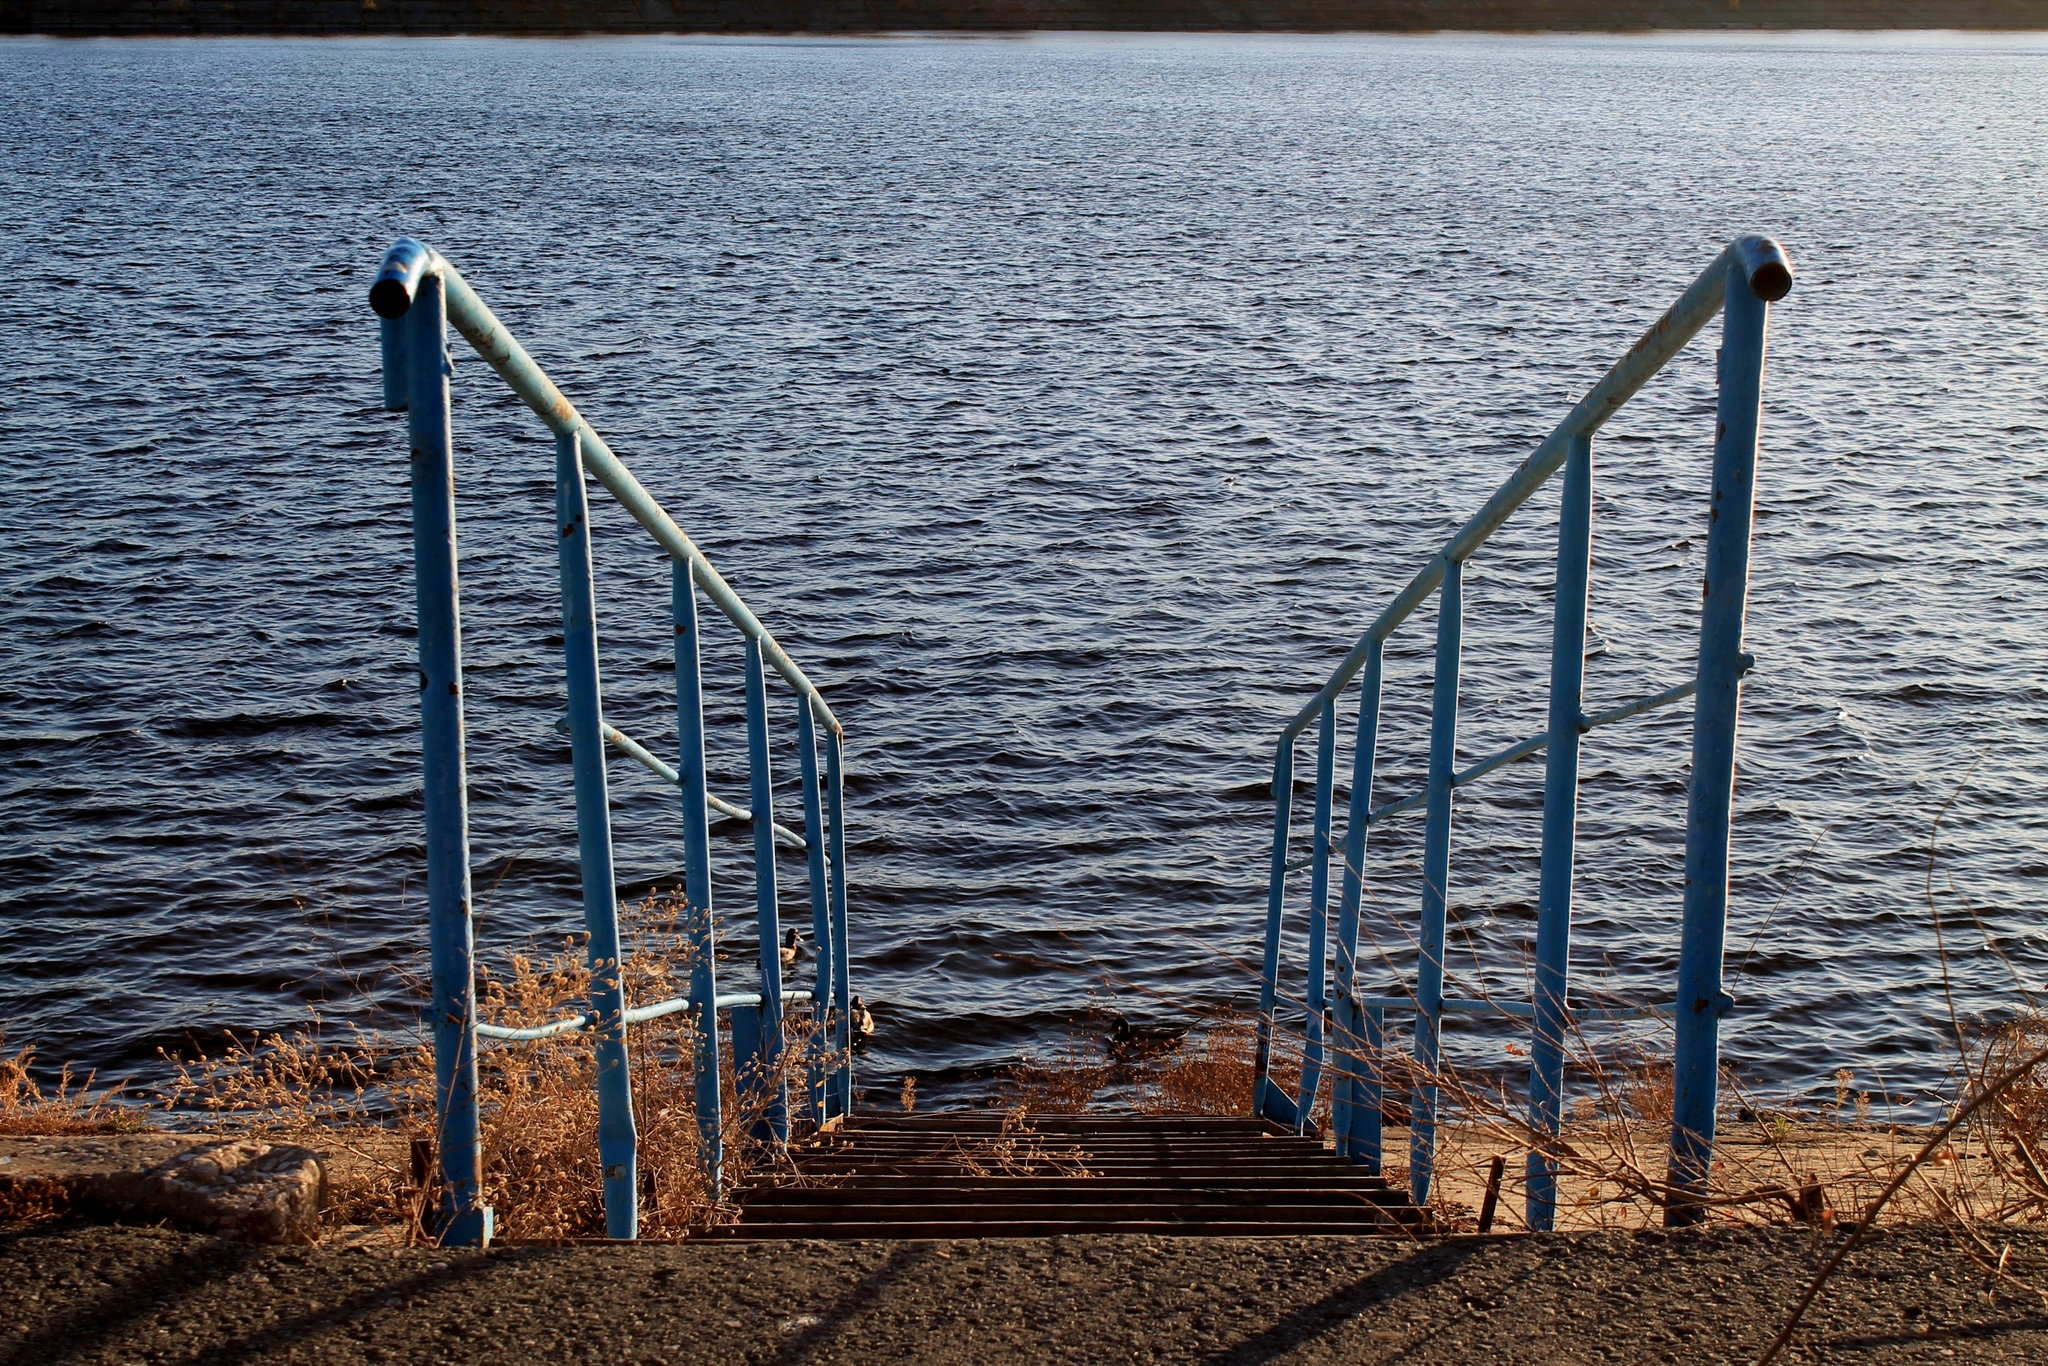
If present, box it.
[155,892,840,1243]
[1,1040,149,1137]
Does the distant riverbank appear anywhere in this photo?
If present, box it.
[7,0,2046,36]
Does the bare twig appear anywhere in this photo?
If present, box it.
[1755,1041,2048,1366]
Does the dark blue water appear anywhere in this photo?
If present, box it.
[3,32,2045,1117]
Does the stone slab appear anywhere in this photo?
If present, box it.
[0,1134,327,1244]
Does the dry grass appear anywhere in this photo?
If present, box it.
[148,893,835,1244]
[1133,1017,1258,1116]
[1,1041,150,1136]
[1003,1016,1116,1113]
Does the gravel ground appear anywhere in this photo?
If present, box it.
[4,1223,2046,1365]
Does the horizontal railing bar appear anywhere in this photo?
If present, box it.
[475,1015,589,1042]
[1279,238,1775,747]
[1580,675,1706,731]
[557,716,812,853]
[1367,677,1700,826]
[1282,677,1703,866]
[476,990,816,1041]
[407,250,838,737]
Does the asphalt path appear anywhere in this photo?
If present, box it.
[4,1223,2044,1365]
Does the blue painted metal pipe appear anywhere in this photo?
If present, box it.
[369,241,838,741]
[671,562,723,1197]
[1275,237,1791,751]
[1412,558,1463,1209]
[1668,256,1780,1225]
[403,271,490,1249]
[1332,641,1383,1167]
[1526,432,1595,1233]
[1359,1005,1384,1174]
[474,989,815,1042]
[797,703,833,1126]
[744,637,788,1145]
[577,716,809,848]
[1295,698,1337,1132]
[825,730,853,1118]
[555,430,638,1241]
[1253,742,1296,1125]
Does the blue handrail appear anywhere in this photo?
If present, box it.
[1253,235,1793,1232]
[369,238,856,1247]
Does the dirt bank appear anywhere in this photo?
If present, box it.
[5,1222,2043,1365]
[6,0,2046,36]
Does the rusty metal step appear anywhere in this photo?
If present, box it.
[707,1217,1415,1240]
[742,1186,1410,1208]
[737,1171,1392,1187]
[847,1115,1284,1132]
[790,1163,1367,1180]
[722,1114,1420,1239]
[725,1201,1407,1226]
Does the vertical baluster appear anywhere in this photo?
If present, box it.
[556,431,638,1240]
[797,702,833,1128]
[671,561,722,1197]
[1526,432,1595,1232]
[825,728,853,1118]
[405,271,490,1248]
[744,638,788,1144]
[1412,557,1463,1208]
[1360,1005,1384,1174]
[1668,264,1770,1224]
[1295,698,1337,1131]
[1332,640,1385,1168]
[1253,742,1296,1125]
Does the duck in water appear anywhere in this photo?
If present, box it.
[779,927,802,969]
[1109,1013,1187,1060]
[849,995,876,1051]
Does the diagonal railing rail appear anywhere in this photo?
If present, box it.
[369,238,854,1247]
[1252,235,1794,1232]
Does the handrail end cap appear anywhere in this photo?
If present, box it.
[370,237,435,319]
[1732,234,1794,303]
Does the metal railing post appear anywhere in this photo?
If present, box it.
[1667,262,1772,1224]
[1526,432,1594,1232]
[1332,640,1384,1167]
[556,430,639,1240]
[1360,1004,1385,1173]
[797,704,833,1126]
[824,729,853,1117]
[1412,557,1463,1208]
[1295,699,1337,1131]
[744,638,788,1144]
[1254,743,1296,1124]
[671,562,723,1196]
[405,271,491,1248]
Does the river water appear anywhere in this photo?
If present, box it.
[3,31,2045,1117]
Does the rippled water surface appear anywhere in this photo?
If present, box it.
[4,31,2046,1114]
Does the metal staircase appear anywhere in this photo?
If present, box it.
[717,1115,1425,1239]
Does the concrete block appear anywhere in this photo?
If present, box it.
[0,1135,327,1244]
